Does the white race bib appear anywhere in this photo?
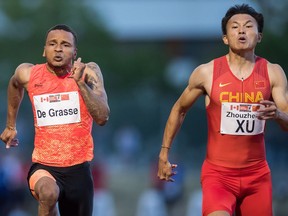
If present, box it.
[33,91,81,126]
[220,102,265,135]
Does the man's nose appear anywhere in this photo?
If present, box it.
[238,27,245,34]
[55,44,63,51]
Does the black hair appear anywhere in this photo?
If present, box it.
[46,24,78,46]
[221,4,264,35]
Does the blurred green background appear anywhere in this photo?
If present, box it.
[0,0,287,216]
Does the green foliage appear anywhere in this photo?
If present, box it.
[0,0,287,155]
[257,30,288,76]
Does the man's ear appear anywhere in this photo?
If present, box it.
[222,35,228,45]
[257,33,263,43]
[73,48,78,60]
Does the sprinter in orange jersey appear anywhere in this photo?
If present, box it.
[0,24,110,216]
[158,4,288,216]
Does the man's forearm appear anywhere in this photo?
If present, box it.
[76,80,110,125]
[276,110,288,131]
[6,78,24,128]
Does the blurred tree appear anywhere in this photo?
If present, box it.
[0,0,169,157]
[255,0,288,75]
[0,1,287,215]
[0,0,287,155]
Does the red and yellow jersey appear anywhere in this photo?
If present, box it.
[27,64,94,167]
[206,56,271,168]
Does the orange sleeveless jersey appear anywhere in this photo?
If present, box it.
[206,56,271,168]
[27,64,94,167]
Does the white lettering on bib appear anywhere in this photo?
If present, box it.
[220,102,265,135]
[33,91,81,126]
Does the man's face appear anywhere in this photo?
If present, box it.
[43,29,77,69]
[223,14,262,51]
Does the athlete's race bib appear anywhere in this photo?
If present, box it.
[220,102,265,135]
[33,91,81,126]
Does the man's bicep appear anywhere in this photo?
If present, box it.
[272,69,288,112]
[178,85,204,110]
[275,86,288,112]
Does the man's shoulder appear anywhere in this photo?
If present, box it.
[195,60,214,74]
[16,63,35,72]
[85,62,100,71]
[266,60,284,74]
[190,60,213,87]
[13,63,35,87]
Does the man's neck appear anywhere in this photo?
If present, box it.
[46,63,71,77]
[226,52,257,80]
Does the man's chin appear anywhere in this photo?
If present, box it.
[50,61,65,68]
